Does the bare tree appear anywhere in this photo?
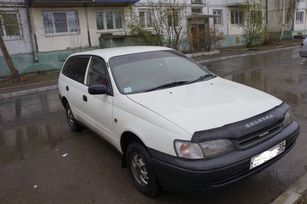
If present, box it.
[0,33,20,80]
[0,4,21,81]
[149,0,188,50]
[241,0,266,47]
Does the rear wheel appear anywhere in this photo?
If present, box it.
[127,142,160,197]
[65,104,82,132]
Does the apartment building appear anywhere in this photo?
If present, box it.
[294,0,307,36]
[0,0,301,77]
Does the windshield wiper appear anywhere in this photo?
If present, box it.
[187,74,216,84]
[144,81,189,92]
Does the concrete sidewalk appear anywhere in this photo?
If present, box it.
[271,173,307,204]
[0,80,57,100]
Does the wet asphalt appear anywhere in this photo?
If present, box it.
[0,47,306,204]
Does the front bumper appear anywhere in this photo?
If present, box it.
[149,121,300,192]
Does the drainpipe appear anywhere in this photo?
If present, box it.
[26,3,38,62]
[85,5,92,48]
[280,0,286,40]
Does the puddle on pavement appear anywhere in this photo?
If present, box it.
[0,90,62,125]
[0,116,72,168]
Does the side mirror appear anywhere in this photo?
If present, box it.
[88,84,109,95]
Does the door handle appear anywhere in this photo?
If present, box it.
[66,86,69,91]
[83,95,87,102]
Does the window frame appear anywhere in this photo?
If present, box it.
[84,56,113,96]
[42,10,80,37]
[231,10,242,25]
[138,9,153,28]
[296,11,304,24]
[213,9,223,25]
[96,9,124,31]
[0,10,23,40]
[167,9,179,28]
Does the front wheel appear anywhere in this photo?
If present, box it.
[127,143,160,197]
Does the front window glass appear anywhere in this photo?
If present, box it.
[87,57,110,87]
[110,51,211,94]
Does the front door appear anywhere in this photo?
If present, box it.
[83,56,115,145]
[191,23,206,52]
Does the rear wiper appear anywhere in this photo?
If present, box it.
[144,81,189,92]
[187,74,216,84]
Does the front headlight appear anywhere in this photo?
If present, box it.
[174,139,234,160]
[199,139,234,158]
[284,108,294,127]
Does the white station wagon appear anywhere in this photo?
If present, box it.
[58,46,300,196]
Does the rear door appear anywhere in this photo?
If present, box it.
[61,55,91,122]
[83,56,116,144]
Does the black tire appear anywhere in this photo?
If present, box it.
[65,103,82,132]
[127,142,160,197]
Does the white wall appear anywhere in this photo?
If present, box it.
[31,7,90,52]
[86,7,130,47]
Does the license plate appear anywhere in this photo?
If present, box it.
[250,141,286,169]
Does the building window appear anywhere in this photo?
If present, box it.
[167,9,179,27]
[231,10,242,25]
[296,11,304,24]
[213,9,223,25]
[96,10,124,30]
[0,10,22,40]
[139,10,153,28]
[43,10,80,36]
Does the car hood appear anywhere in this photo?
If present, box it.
[127,77,282,135]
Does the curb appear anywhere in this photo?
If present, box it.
[196,45,299,64]
[271,173,307,204]
[0,84,58,100]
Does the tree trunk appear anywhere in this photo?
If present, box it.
[0,34,20,81]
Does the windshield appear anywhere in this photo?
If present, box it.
[109,50,212,94]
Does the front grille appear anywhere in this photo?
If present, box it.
[233,120,284,150]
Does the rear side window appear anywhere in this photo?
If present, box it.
[62,56,90,84]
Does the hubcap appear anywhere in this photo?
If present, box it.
[131,153,149,187]
[67,108,75,126]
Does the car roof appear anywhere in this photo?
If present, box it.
[69,46,173,61]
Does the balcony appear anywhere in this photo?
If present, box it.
[227,0,247,7]
[191,0,204,5]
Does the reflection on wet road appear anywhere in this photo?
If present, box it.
[0,91,69,168]
[0,47,306,204]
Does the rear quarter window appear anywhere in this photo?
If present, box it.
[62,56,90,84]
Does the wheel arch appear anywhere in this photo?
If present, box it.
[61,96,69,108]
[120,131,147,168]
